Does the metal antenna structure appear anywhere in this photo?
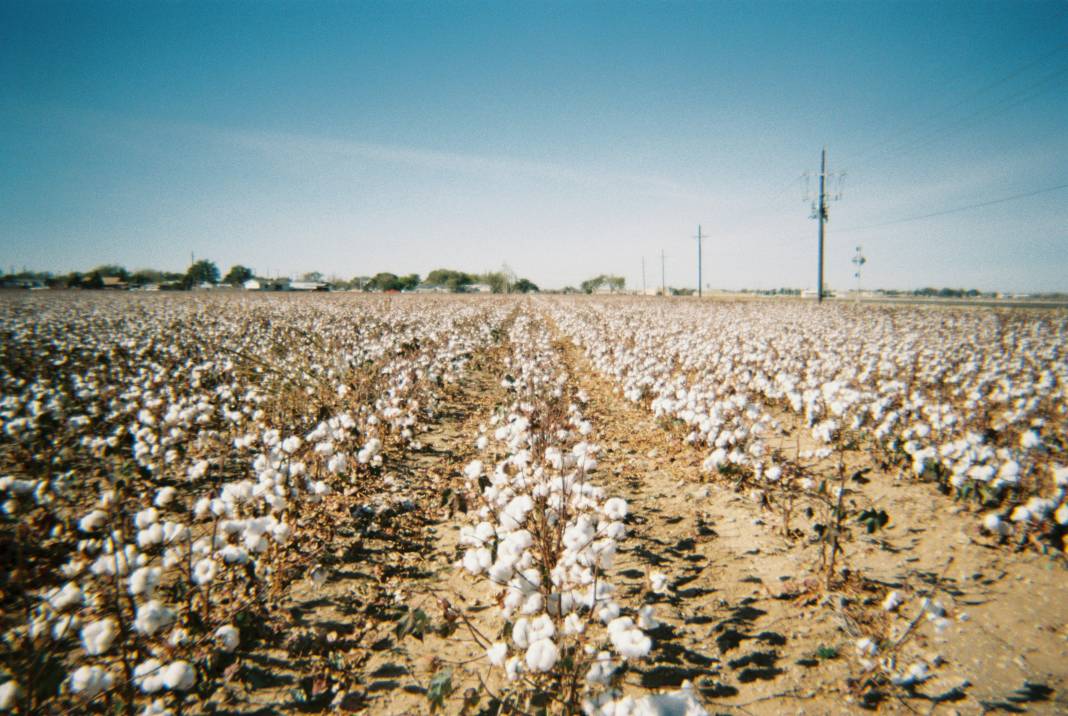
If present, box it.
[852,245,866,302]
[809,148,844,302]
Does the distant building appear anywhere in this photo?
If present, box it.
[467,283,492,293]
[243,279,262,290]
[289,281,328,291]
[101,276,128,290]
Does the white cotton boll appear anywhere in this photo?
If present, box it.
[1010,505,1032,523]
[464,460,483,481]
[128,566,162,597]
[597,600,621,623]
[327,453,347,473]
[1055,503,1068,526]
[487,642,508,667]
[585,651,617,685]
[79,509,108,532]
[153,487,177,508]
[192,558,217,586]
[462,548,492,575]
[187,460,209,481]
[271,522,292,543]
[512,618,531,649]
[982,513,1010,536]
[528,613,555,642]
[134,600,176,636]
[1020,430,1041,449]
[882,591,904,612]
[607,617,652,660]
[488,559,515,585]
[52,613,81,640]
[649,571,669,593]
[193,497,211,519]
[525,638,559,672]
[602,497,628,521]
[1053,465,1068,487]
[564,612,585,635]
[161,661,196,691]
[70,665,113,695]
[214,625,240,652]
[140,699,173,716]
[504,656,523,682]
[137,523,164,549]
[0,680,20,709]
[855,637,878,656]
[475,435,489,451]
[220,545,249,564]
[135,507,159,529]
[281,436,302,454]
[134,659,165,693]
[637,605,659,630]
[162,521,189,545]
[765,465,782,482]
[81,618,117,655]
[891,662,930,686]
[48,581,83,611]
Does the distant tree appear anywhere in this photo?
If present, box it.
[398,274,421,291]
[184,260,220,288]
[90,264,130,281]
[481,271,511,294]
[368,272,401,291]
[580,275,623,294]
[426,268,475,292]
[224,265,255,286]
[129,269,166,286]
[300,271,324,283]
[513,278,539,293]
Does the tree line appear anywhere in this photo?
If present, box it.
[0,262,542,293]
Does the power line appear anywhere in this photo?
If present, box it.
[847,62,1068,173]
[837,181,1068,233]
[840,42,1068,170]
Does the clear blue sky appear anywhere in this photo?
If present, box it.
[2,0,1066,291]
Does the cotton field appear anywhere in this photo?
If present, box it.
[1,292,1065,715]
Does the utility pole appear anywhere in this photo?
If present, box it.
[694,225,704,298]
[660,249,666,296]
[817,148,827,303]
[641,257,647,295]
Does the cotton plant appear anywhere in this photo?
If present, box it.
[450,316,663,713]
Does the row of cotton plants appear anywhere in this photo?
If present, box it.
[550,300,1068,546]
[454,312,706,715]
[0,293,507,713]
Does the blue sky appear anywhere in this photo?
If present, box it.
[2,0,1066,291]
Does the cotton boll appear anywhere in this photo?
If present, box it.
[504,656,523,682]
[637,605,659,630]
[855,637,878,656]
[134,659,165,693]
[128,566,162,597]
[602,497,628,521]
[161,661,196,691]
[214,625,240,652]
[134,507,159,529]
[140,698,173,716]
[0,680,20,709]
[585,651,617,685]
[134,600,176,636]
[649,571,669,593]
[80,618,117,655]
[982,513,1011,536]
[136,523,164,549]
[486,642,508,667]
[192,558,217,586]
[1055,503,1068,526]
[153,487,177,507]
[78,509,108,532]
[563,612,586,635]
[525,638,559,672]
[47,581,83,611]
[69,665,113,695]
